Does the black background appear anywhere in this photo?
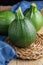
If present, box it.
[0,0,43,5]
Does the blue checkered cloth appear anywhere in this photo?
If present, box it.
[0,1,43,65]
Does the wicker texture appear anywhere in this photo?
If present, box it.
[5,33,43,60]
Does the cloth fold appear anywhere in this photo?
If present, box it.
[10,1,43,13]
[0,41,17,65]
[0,1,43,65]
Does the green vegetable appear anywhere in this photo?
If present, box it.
[8,7,36,47]
[0,10,15,35]
[0,17,9,34]
[0,10,15,22]
[24,3,43,31]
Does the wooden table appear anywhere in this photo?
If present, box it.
[0,6,43,65]
[8,58,43,65]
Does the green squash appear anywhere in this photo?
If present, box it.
[0,17,10,34]
[0,10,15,35]
[8,7,36,47]
[0,10,15,22]
[24,3,43,31]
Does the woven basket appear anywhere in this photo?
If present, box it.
[5,32,43,60]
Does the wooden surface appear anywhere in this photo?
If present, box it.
[8,58,43,65]
[0,6,43,65]
[0,6,11,11]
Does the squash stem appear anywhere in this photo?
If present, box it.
[30,3,37,12]
[15,7,24,20]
